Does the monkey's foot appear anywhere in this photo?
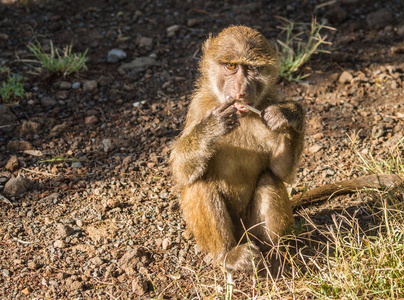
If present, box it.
[224,243,262,273]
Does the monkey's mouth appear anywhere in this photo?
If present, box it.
[233,101,261,115]
[233,102,248,112]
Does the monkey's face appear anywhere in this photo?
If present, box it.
[216,62,275,107]
[201,26,279,109]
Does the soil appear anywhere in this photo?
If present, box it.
[0,0,403,299]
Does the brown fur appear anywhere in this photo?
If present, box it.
[170,26,305,273]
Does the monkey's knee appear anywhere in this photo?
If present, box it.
[249,173,293,246]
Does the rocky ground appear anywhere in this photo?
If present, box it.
[0,0,403,299]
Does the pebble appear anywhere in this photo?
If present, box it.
[187,18,199,27]
[72,82,81,89]
[366,9,394,29]
[132,277,148,296]
[120,57,157,72]
[5,155,19,171]
[137,36,153,49]
[71,161,83,168]
[7,140,34,151]
[107,49,127,63]
[4,175,33,196]
[57,223,75,238]
[339,71,353,84]
[50,123,68,136]
[162,238,171,250]
[85,115,98,124]
[0,104,18,133]
[308,144,323,153]
[102,138,115,153]
[83,80,98,92]
[59,81,72,89]
[27,261,40,270]
[54,240,66,248]
[41,97,57,107]
[17,120,41,137]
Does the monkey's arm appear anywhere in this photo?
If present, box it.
[261,101,305,183]
[291,174,404,207]
[170,99,239,186]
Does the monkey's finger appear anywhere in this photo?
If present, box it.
[221,105,238,118]
[217,98,236,112]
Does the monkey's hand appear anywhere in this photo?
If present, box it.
[260,102,305,132]
[202,99,240,138]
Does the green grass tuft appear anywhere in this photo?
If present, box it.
[277,17,335,81]
[0,74,26,102]
[28,40,88,76]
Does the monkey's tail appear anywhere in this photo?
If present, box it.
[291,174,404,207]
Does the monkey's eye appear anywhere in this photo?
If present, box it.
[225,63,237,70]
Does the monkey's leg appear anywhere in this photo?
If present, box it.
[181,181,237,260]
[246,173,293,276]
[181,181,261,273]
[248,173,293,248]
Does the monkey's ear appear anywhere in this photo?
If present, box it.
[202,34,213,52]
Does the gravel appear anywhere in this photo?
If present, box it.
[0,0,403,299]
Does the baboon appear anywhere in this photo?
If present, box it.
[170,25,404,273]
[170,25,304,272]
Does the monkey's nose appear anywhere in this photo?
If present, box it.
[231,91,247,100]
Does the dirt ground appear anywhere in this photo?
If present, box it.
[0,0,403,299]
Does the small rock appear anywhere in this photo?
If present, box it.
[85,115,98,124]
[71,161,83,168]
[72,82,81,89]
[397,24,404,36]
[41,193,60,203]
[372,125,385,139]
[67,280,84,291]
[107,49,127,63]
[102,138,115,153]
[7,140,34,151]
[118,247,147,276]
[0,104,18,133]
[83,80,98,92]
[5,155,19,171]
[54,239,66,248]
[4,175,33,196]
[21,287,32,295]
[50,122,67,136]
[0,33,9,40]
[325,6,348,24]
[57,223,75,238]
[308,144,323,153]
[122,156,134,166]
[137,36,153,49]
[90,256,103,267]
[41,97,57,107]
[98,75,114,86]
[132,277,148,296]
[27,261,40,270]
[120,57,157,72]
[167,24,180,33]
[339,71,353,84]
[187,18,200,27]
[366,9,394,29]
[17,120,41,137]
[2,269,10,277]
[168,201,180,212]
[59,81,72,89]
[162,238,172,250]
